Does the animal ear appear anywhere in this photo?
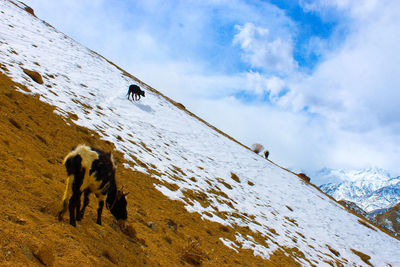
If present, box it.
[117,186,125,199]
[117,190,123,200]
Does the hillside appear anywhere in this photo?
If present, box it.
[0,72,293,266]
[375,203,400,236]
[1,1,400,266]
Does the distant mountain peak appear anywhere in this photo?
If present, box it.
[319,167,400,212]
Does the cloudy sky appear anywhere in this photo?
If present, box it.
[23,0,400,183]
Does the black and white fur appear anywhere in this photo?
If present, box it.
[58,145,128,227]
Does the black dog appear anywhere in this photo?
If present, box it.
[127,84,145,101]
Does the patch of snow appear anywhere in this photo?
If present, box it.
[219,238,239,253]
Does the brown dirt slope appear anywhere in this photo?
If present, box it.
[376,202,400,235]
[0,72,301,265]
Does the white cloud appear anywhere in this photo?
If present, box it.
[275,0,400,174]
[300,0,379,20]
[233,23,297,75]
[136,62,247,103]
[244,72,287,103]
[290,0,400,130]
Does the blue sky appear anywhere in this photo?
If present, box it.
[23,0,400,183]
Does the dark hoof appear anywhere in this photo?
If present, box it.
[70,221,76,227]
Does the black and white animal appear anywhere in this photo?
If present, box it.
[58,145,128,227]
[127,84,145,101]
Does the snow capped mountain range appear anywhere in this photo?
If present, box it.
[319,167,400,212]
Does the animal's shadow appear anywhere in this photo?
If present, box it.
[131,101,154,113]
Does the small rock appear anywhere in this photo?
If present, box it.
[34,245,55,266]
[22,68,44,84]
[15,217,27,225]
[43,172,53,179]
[20,243,34,261]
[121,223,136,238]
[8,118,21,129]
[110,221,120,231]
[102,249,117,264]
[147,221,157,230]
[166,219,177,232]
[298,173,311,182]
[164,236,172,244]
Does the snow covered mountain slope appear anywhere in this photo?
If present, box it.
[1,1,400,265]
[319,168,400,212]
